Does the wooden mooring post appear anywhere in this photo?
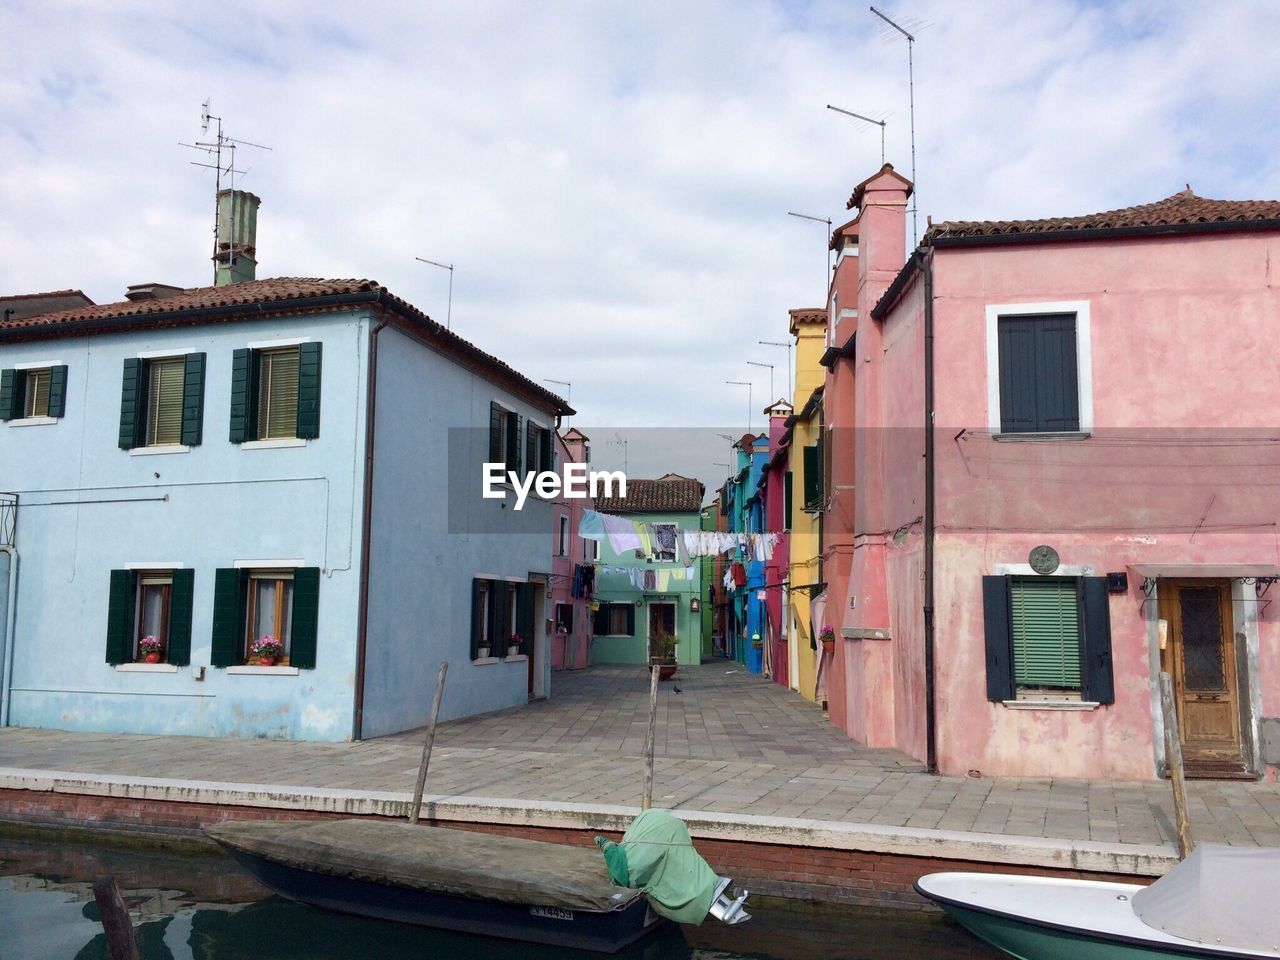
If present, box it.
[92,877,141,960]
[642,662,660,810]
[408,661,449,824]
[1159,671,1194,859]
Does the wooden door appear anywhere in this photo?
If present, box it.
[1159,580,1244,773]
[648,603,675,658]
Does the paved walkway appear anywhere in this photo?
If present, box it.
[2,665,1279,867]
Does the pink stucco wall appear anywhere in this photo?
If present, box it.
[842,198,1280,779]
[763,409,791,686]
[550,432,594,671]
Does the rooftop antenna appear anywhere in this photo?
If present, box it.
[726,380,753,435]
[543,378,571,424]
[747,361,775,404]
[826,104,888,166]
[758,340,793,400]
[788,210,834,298]
[180,100,272,282]
[415,256,454,330]
[611,433,629,474]
[869,6,926,246]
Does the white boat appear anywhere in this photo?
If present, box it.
[916,844,1280,960]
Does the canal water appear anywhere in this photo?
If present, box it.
[0,833,1001,959]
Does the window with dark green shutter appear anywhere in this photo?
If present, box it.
[211,568,247,667]
[290,567,320,669]
[783,471,793,531]
[489,402,504,464]
[472,579,492,657]
[230,343,319,443]
[592,602,634,636]
[505,411,522,474]
[105,570,135,665]
[296,342,322,439]
[983,574,1114,703]
[168,569,195,666]
[1,366,67,421]
[802,445,821,510]
[181,353,206,446]
[997,314,1080,434]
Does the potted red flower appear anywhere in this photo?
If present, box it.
[819,625,836,655]
[250,634,284,666]
[138,635,163,664]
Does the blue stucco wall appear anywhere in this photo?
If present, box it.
[0,312,369,740]
[358,327,556,737]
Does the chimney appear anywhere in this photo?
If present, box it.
[125,282,186,302]
[214,189,261,286]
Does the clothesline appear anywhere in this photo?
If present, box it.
[578,509,782,562]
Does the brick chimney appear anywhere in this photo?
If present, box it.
[214,189,260,286]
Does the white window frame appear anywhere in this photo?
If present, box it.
[985,300,1093,437]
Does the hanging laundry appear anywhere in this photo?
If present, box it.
[657,570,670,592]
[731,563,747,587]
[581,565,595,598]
[578,510,606,542]
[602,514,643,553]
[570,565,584,599]
[682,530,701,558]
[654,524,677,556]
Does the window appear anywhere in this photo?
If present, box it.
[210,566,320,668]
[651,523,677,562]
[802,441,823,511]
[118,354,206,449]
[104,568,194,666]
[470,577,532,658]
[592,602,635,637]
[230,343,322,443]
[554,602,574,634]
[558,515,569,557]
[488,402,522,474]
[525,421,554,476]
[583,537,598,561]
[982,575,1113,703]
[986,302,1092,436]
[246,570,294,661]
[1,365,67,422]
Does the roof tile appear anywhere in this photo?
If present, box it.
[594,477,705,514]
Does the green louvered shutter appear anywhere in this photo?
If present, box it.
[1010,578,1081,690]
[593,606,608,636]
[525,423,537,477]
[168,569,194,666]
[625,604,636,636]
[290,567,320,669]
[982,575,1015,701]
[489,402,503,464]
[783,471,793,531]
[211,568,246,667]
[505,412,522,474]
[802,445,820,510]
[543,427,555,474]
[229,349,255,443]
[1080,577,1115,704]
[0,370,21,421]
[118,359,146,449]
[181,353,206,446]
[105,569,134,664]
[471,580,485,657]
[47,365,68,418]
[296,342,322,439]
[516,582,534,654]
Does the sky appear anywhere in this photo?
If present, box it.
[4,0,1280,486]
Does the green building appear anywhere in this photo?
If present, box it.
[590,475,706,666]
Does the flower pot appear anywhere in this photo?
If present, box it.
[649,656,677,681]
[477,647,491,660]
[820,637,835,655]
[508,645,520,658]
[143,651,161,664]
[259,655,277,667]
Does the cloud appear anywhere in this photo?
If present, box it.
[2,0,1279,452]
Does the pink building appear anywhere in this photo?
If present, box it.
[760,398,793,686]
[549,428,595,671]
[827,164,1280,782]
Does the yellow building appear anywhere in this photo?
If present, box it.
[786,307,827,702]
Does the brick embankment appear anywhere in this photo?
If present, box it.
[0,784,1156,911]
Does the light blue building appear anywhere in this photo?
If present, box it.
[718,433,769,672]
[0,190,571,741]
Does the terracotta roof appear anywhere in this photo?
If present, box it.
[788,308,826,323]
[594,477,705,514]
[927,189,1280,242]
[847,163,914,211]
[0,277,572,415]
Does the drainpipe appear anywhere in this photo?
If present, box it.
[917,249,938,775]
[353,316,390,741]
[0,546,18,727]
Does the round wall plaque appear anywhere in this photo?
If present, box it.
[1029,545,1060,575]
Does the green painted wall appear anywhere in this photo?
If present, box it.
[591,509,704,666]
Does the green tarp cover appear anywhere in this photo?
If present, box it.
[206,819,642,914]
[597,809,718,925]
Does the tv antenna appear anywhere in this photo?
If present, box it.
[180,101,272,281]
[869,6,927,246]
[415,256,454,330]
[826,104,888,166]
[788,210,834,298]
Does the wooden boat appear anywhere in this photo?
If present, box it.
[916,844,1280,960]
[206,818,663,954]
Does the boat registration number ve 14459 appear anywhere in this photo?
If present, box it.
[530,906,574,921]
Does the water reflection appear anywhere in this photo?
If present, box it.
[0,835,999,960]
